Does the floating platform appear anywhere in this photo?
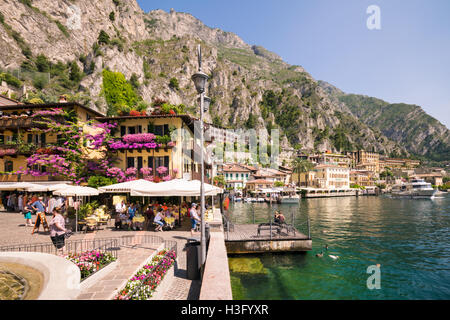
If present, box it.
[224,224,312,254]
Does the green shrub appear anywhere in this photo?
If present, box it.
[55,21,69,38]
[0,72,22,88]
[32,74,48,90]
[110,38,124,52]
[98,30,110,45]
[112,0,120,6]
[109,11,115,22]
[35,54,51,72]
[129,73,140,89]
[69,61,83,83]
[102,69,139,116]
[169,77,179,90]
[88,176,116,188]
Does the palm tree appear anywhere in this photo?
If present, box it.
[292,158,314,187]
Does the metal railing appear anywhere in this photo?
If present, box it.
[0,235,176,283]
[0,238,119,281]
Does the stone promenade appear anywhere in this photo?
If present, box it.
[0,211,202,300]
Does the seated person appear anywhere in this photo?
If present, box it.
[153,209,165,232]
[114,214,122,229]
[274,211,281,224]
[278,211,286,224]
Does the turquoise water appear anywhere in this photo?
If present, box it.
[228,194,450,300]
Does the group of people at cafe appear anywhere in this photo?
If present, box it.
[113,200,202,234]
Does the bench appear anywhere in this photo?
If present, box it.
[257,222,296,236]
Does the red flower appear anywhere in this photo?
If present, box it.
[169,109,176,115]
[129,110,141,117]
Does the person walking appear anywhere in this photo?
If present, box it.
[190,203,201,237]
[32,197,46,216]
[23,200,34,227]
[49,208,67,255]
[127,203,137,230]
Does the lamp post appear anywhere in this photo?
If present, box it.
[191,45,209,267]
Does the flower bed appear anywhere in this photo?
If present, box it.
[65,250,117,280]
[115,249,176,300]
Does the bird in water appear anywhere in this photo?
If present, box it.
[329,255,339,260]
[316,252,324,258]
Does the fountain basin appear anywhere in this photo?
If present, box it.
[0,252,81,300]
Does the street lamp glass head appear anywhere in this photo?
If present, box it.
[198,96,211,112]
[191,71,209,94]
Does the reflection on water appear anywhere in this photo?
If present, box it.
[228,195,450,300]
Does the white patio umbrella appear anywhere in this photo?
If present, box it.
[130,179,223,197]
[0,182,43,191]
[53,186,99,197]
[98,179,155,193]
[53,186,99,233]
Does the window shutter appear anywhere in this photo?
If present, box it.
[40,133,46,145]
[127,157,135,169]
[137,125,142,133]
[120,126,126,137]
[137,157,143,170]
[148,157,154,171]
[164,124,169,136]
[164,156,169,168]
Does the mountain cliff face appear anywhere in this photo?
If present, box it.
[0,0,447,162]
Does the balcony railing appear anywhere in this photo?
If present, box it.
[0,115,65,129]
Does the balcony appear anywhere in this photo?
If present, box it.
[0,115,65,130]
[0,143,46,158]
[192,171,211,184]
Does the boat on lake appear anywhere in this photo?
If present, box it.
[391,179,437,198]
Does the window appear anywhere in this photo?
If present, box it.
[120,126,126,137]
[4,161,13,172]
[137,157,143,171]
[127,157,135,169]
[128,127,136,135]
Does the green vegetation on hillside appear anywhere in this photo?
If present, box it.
[102,69,139,116]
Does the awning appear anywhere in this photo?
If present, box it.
[98,179,155,193]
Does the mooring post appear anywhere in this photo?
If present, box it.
[270,218,272,241]
[307,215,311,239]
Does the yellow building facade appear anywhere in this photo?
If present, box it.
[0,101,103,182]
[98,114,208,182]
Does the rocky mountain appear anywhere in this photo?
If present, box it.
[0,0,447,162]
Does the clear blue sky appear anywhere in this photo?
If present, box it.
[137,0,450,128]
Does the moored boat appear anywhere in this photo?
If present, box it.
[391,179,437,198]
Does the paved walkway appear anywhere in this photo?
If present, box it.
[0,211,202,300]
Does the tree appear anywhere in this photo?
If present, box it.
[98,30,110,45]
[69,61,83,83]
[213,175,226,187]
[245,113,256,129]
[35,54,51,72]
[292,158,314,187]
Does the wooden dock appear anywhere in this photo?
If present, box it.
[224,224,312,254]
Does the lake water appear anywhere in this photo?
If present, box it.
[227,194,450,300]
